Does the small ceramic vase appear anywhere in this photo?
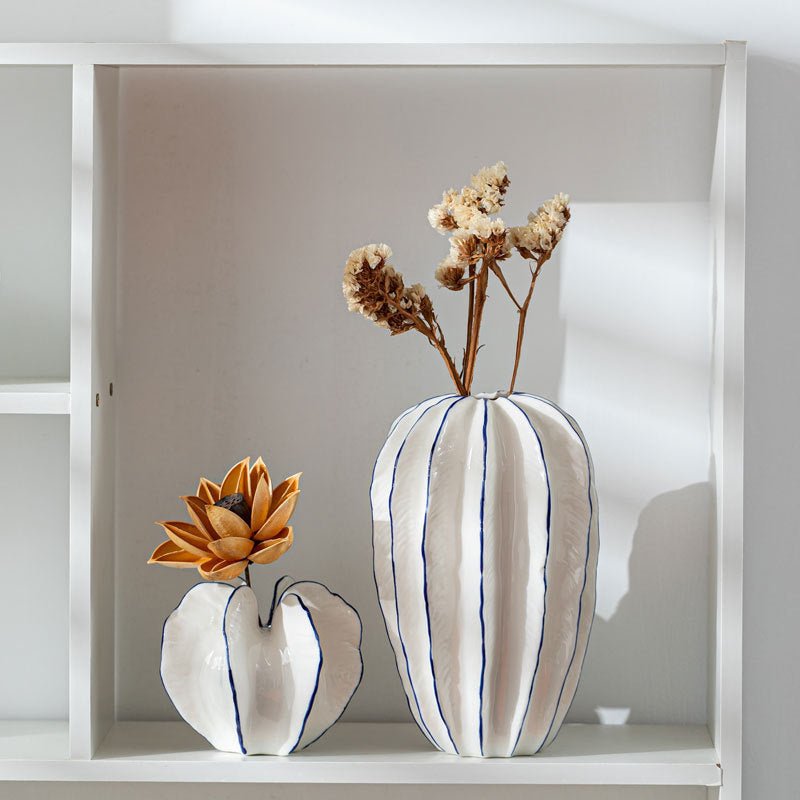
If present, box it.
[371,392,599,757]
[160,577,363,755]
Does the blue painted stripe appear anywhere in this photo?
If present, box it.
[369,395,453,748]
[513,393,596,753]
[267,575,294,628]
[263,578,365,750]
[420,395,468,754]
[502,398,552,756]
[478,398,489,756]
[287,593,324,753]
[387,394,458,751]
[222,585,248,755]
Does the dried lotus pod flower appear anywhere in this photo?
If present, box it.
[148,457,301,582]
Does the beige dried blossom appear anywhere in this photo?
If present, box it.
[435,252,468,291]
[509,193,571,260]
[342,243,425,334]
[428,163,509,240]
[469,161,510,214]
[449,231,482,265]
[427,188,460,234]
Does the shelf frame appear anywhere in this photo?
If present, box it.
[0,41,745,795]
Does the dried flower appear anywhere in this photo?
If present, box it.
[427,188,460,234]
[342,243,425,334]
[509,193,571,260]
[343,161,570,397]
[435,253,468,291]
[148,457,300,581]
[428,163,509,240]
[469,162,510,214]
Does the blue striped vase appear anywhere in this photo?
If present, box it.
[371,392,599,757]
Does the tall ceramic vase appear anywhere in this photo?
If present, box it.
[371,391,599,757]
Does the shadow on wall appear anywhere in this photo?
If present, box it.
[570,482,712,725]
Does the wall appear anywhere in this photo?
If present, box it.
[0,2,797,799]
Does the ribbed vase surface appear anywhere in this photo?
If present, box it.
[371,392,599,757]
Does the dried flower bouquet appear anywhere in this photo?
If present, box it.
[342,163,570,395]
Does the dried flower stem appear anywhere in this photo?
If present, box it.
[463,260,492,393]
[244,565,252,587]
[508,255,549,393]
[380,287,467,395]
[463,263,476,381]
[489,262,522,311]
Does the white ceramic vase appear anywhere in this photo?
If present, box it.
[160,577,363,755]
[371,392,599,757]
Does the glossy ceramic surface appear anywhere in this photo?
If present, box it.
[160,578,363,755]
[371,392,599,757]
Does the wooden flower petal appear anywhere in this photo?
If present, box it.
[158,521,211,557]
[148,540,203,567]
[220,458,250,498]
[250,475,272,533]
[208,536,254,560]
[249,457,271,505]
[181,496,217,540]
[254,490,300,541]
[271,473,302,509]
[197,478,221,504]
[200,558,248,581]
[205,504,253,539]
[249,527,293,564]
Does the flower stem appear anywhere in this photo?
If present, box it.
[508,257,547,393]
[463,263,476,381]
[463,259,491,393]
[244,565,252,588]
[381,288,467,395]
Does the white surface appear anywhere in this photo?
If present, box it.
[0,67,71,382]
[371,395,597,756]
[0,43,726,66]
[0,382,70,414]
[0,722,720,786]
[0,416,69,719]
[68,64,120,759]
[112,63,719,731]
[709,41,746,800]
[0,721,69,761]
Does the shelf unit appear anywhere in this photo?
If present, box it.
[0,42,745,796]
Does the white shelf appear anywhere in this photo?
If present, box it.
[0,43,727,67]
[0,721,69,762]
[0,722,721,785]
[0,381,70,414]
[0,42,745,795]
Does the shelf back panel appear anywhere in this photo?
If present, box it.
[0,415,69,718]
[0,67,71,382]
[110,64,721,726]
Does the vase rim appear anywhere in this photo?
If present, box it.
[470,390,511,400]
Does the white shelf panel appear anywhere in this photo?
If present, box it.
[0,381,70,414]
[0,43,727,67]
[0,721,69,761]
[0,723,721,785]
